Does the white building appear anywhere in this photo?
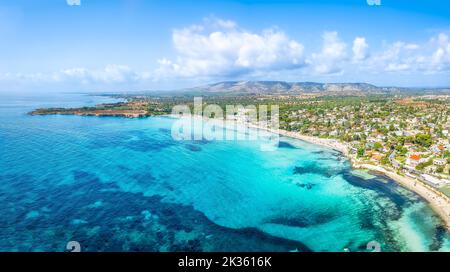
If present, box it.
[406,154,427,167]
[433,158,447,166]
[421,174,445,187]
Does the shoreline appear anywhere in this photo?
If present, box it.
[50,111,450,232]
[353,163,450,232]
[138,115,450,231]
[246,123,450,232]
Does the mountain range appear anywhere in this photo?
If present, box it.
[114,81,450,97]
[183,81,450,96]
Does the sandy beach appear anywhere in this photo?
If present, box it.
[169,115,450,232]
[354,164,450,231]
[249,123,450,232]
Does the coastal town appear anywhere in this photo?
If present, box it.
[246,94,450,230]
[274,95,450,194]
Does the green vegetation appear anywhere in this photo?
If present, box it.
[439,186,450,198]
[414,134,433,148]
[416,159,433,171]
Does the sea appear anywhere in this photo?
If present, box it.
[0,92,449,252]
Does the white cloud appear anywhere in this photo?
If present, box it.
[365,33,450,74]
[352,37,369,62]
[370,42,421,72]
[62,65,139,83]
[155,18,305,79]
[308,31,347,74]
[204,17,237,29]
[0,65,147,86]
[429,33,450,72]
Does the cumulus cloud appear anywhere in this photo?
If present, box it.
[370,42,422,72]
[308,31,347,74]
[429,33,450,72]
[352,37,369,62]
[155,18,305,79]
[365,32,450,74]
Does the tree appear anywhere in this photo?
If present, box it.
[416,159,432,171]
[395,145,408,155]
[373,142,382,150]
[414,134,432,148]
[381,156,390,165]
[357,147,365,158]
[396,136,406,145]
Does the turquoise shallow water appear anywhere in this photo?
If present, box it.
[0,93,449,252]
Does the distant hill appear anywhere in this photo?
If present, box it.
[186,81,390,95]
[116,81,450,97]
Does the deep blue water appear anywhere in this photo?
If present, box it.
[0,93,449,252]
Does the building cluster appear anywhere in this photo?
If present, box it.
[280,97,450,187]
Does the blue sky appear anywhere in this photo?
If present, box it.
[0,0,450,92]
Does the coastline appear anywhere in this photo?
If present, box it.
[246,123,450,232]
[353,163,450,232]
[168,115,450,231]
[35,109,450,232]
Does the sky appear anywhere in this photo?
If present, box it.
[0,0,450,92]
